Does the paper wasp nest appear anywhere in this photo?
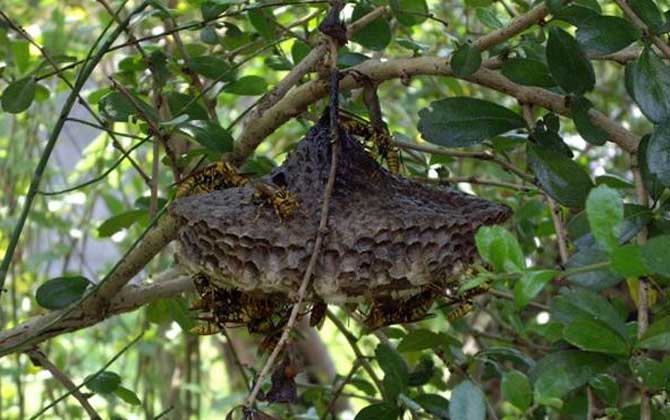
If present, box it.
[169,112,512,303]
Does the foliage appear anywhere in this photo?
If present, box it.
[1,0,670,419]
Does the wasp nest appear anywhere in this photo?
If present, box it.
[169,111,511,305]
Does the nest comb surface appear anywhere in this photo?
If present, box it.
[170,112,512,303]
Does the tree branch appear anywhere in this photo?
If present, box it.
[0,270,190,357]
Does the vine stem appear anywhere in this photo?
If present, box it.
[0,1,151,301]
[243,35,343,408]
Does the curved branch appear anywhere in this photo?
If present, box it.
[0,270,191,357]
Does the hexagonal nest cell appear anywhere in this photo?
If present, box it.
[169,110,512,305]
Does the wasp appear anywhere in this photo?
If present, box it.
[339,115,401,174]
[253,182,301,222]
[176,161,248,198]
[309,300,328,328]
[446,302,473,322]
[363,289,437,331]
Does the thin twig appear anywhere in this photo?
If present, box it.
[614,0,670,58]
[415,176,534,192]
[27,348,101,420]
[220,329,251,392]
[546,196,569,266]
[320,359,361,420]
[243,41,343,407]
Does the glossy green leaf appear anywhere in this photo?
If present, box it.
[586,185,623,252]
[571,96,608,145]
[375,344,408,400]
[628,0,664,33]
[641,235,670,276]
[1,76,36,114]
[550,288,628,340]
[611,244,650,277]
[166,92,209,120]
[86,371,122,394]
[397,329,442,352]
[248,8,276,41]
[546,27,595,94]
[99,92,157,123]
[351,4,392,51]
[35,276,91,310]
[475,7,504,29]
[98,209,147,238]
[190,56,235,81]
[595,174,634,189]
[354,402,401,420]
[563,318,630,355]
[639,134,666,200]
[223,75,267,96]
[630,356,670,390]
[449,380,486,420]
[414,394,449,419]
[566,246,623,290]
[114,386,142,405]
[530,350,615,399]
[626,48,670,124]
[475,226,525,272]
[390,0,429,26]
[418,97,525,147]
[501,58,556,88]
[527,143,594,208]
[576,16,640,55]
[589,373,619,406]
[182,121,234,154]
[553,5,599,26]
[639,315,670,350]
[502,370,532,411]
[647,122,670,186]
[349,378,376,396]
[450,43,482,77]
[514,269,556,308]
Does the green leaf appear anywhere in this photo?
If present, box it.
[146,298,171,324]
[647,123,670,186]
[414,394,449,419]
[449,380,486,420]
[576,16,640,55]
[351,4,392,51]
[554,5,599,26]
[97,209,147,238]
[630,356,670,390]
[291,41,311,65]
[641,235,670,276]
[501,58,556,88]
[201,2,229,21]
[1,76,36,114]
[628,0,664,33]
[639,316,670,350]
[182,121,234,154]
[566,246,623,290]
[502,370,532,411]
[190,56,235,81]
[639,134,666,201]
[527,143,594,208]
[99,92,157,123]
[563,318,630,355]
[589,373,619,406]
[571,96,608,145]
[475,226,525,272]
[475,7,505,29]
[397,329,442,352]
[529,350,615,399]
[626,48,670,124]
[166,92,209,120]
[354,402,401,420]
[375,344,409,400]
[35,276,91,310]
[169,297,197,332]
[514,270,556,308]
[114,386,142,405]
[223,75,267,96]
[595,174,634,189]
[11,40,30,74]
[418,97,525,148]
[248,8,277,41]
[550,288,628,340]
[86,371,122,394]
[390,0,429,26]
[349,378,376,396]
[611,244,650,277]
[586,185,623,252]
[450,42,482,77]
[546,27,595,94]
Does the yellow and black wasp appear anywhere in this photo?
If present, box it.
[363,288,438,331]
[252,173,301,222]
[175,161,249,198]
[338,112,402,174]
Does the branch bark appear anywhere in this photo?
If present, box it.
[0,270,190,357]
